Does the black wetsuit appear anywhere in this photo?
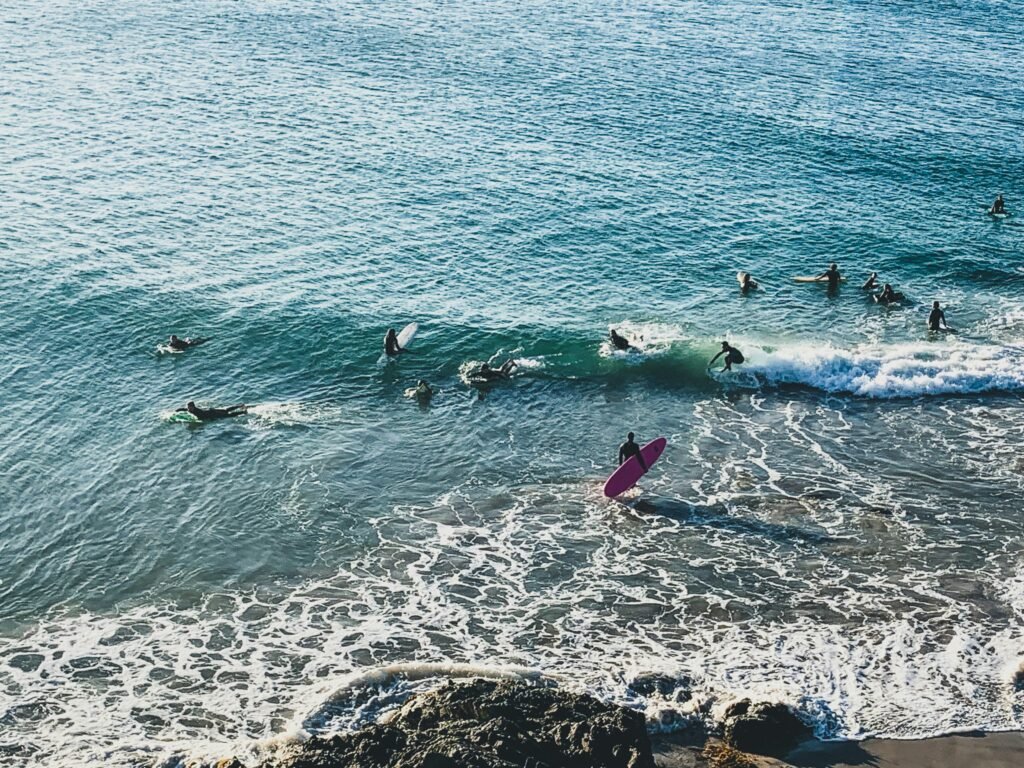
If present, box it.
[610,332,631,351]
[618,440,647,471]
[824,269,841,289]
[928,308,947,331]
[179,404,247,420]
[385,336,401,356]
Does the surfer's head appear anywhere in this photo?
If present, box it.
[627,432,635,441]
[387,328,396,338]
[186,401,198,414]
[830,262,837,271]
[480,363,490,371]
[933,300,940,309]
[170,334,179,342]
[721,341,730,349]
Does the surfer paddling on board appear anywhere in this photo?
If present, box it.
[928,301,955,332]
[175,401,248,421]
[708,341,745,372]
[168,334,209,351]
[991,194,1007,215]
[815,262,842,290]
[384,328,405,357]
[414,380,433,400]
[609,329,637,352]
[618,432,647,472]
[862,272,879,291]
[475,359,518,381]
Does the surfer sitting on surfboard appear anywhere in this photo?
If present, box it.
[168,334,209,351]
[928,301,955,332]
[708,341,745,372]
[618,432,647,471]
[175,401,248,421]
[816,262,842,290]
[991,194,1007,215]
[609,329,637,352]
[475,359,518,381]
[384,328,405,357]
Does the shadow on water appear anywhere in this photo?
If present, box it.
[628,497,836,544]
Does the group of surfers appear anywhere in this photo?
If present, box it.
[167,189,1008,420]
[611,258,959,377]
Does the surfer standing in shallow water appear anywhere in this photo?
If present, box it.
[618,432,647,471]
[817,262,842,290]
[928,301,955,332]
[708,341,745,372]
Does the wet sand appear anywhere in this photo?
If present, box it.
[653,731,1024,767]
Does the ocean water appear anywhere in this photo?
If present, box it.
[1,0,1023,764]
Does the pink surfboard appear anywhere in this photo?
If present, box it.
[603,437,667,497]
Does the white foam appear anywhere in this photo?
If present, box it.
[730,340,1024,398]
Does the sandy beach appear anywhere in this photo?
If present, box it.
[654,732,1024,767]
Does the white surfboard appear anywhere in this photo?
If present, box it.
[378,322,418,363]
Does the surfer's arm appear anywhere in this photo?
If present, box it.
[708,351,724,366]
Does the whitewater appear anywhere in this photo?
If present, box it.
[1,0,1023,766]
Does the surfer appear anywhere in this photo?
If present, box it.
[816,262,842,290]
[739,272,758,293]
[414,380,433,400]
[384,328,404,357]
[609,329,636,352]
[928,301,954,332]
[475,359,518,381]
[874,283,905,304]
[708,341,745,372]
[861,272,879,291]
[168,334,208,351]
[991,194,1007,215]
[175,401,248,420]
[618,432,647,471]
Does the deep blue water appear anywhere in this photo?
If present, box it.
[1,1,1023,765]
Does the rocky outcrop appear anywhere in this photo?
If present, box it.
[721,699,811,758]
[266,679,655,768]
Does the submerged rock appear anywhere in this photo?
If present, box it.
[268,679,655,768]
[627,673,692,701]
[721,699,811,758]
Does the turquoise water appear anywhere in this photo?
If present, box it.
[1,0,1023,764]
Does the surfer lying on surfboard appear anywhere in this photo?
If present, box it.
[175,401,248,421]
[167,334,209,351]
[708,341,745,372]
[474,359,518,381]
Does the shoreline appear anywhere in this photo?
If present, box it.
[653,731,1024,767]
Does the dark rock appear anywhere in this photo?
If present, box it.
[721,699,811,758]
[627,673,692,701]
[267,679,655,768]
